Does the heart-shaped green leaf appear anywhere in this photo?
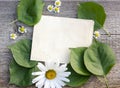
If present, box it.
[66,64,90,87]
[9,59,38,86]
[70,48,91,76]
[84,40,116,76]
[8,39,37,68]
[78,2,106,31]
[17,0,44,26]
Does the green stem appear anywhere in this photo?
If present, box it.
[9,19,18,24]
[104,75,109,88]
[97,76,104,83]
[103,28,111,37]
[93,36,97,41]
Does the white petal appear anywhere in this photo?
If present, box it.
[54,62,60,67]
[24,29,27,33]
[54,64,66,72]
[49,80,55,88]
[32,75,44,84]
[37,85,42,88]
[44,80,50,88]
[59,64,67,71]
[60,64,67,68]
[37,63,46,71]
[54,81,62,88]
[58,77,70,82]
[58,67,67,72]
[45,61,52,68]
[55,78,65,86]
[58,72,71,77]
[37,86,42,88]
[35,77,46,87]
[45,61,58,69]
[32,71,45,76]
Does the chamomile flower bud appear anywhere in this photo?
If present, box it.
[47,5,54,12]
[10,33,17,40]
[54,6,60,13]
[94,31,100,38]
[18,26,27,34]
[54,0,61,7]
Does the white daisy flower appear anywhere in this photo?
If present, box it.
[54,6,60,13]
[18,26,27,34]
[47,5,54,12]
[94,31,100,38]
[54,0,61,7]
[10,33,17,40]
[32,62,71,88]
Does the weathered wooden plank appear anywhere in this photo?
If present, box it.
[1,34,120,88]
[0,1,120,34]
[0,1,120,88]
[0,0,120,1]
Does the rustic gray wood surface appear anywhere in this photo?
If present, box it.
[0,0,120,88]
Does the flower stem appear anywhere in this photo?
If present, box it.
[9,19,18,24]
[104,75,109,88]
[103,28,111,37]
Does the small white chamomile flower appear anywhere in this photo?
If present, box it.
[32,62,71,88]
[94,31,100,38]
[54,0,61,7]
[47,5,54,12]
[18,26,27,34]
[54,6,60,13]
[10,33,17,40]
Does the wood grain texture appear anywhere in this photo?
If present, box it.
[0,1,120,88]
[0,0,120,1]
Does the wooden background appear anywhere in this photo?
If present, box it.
[0,0,120,88]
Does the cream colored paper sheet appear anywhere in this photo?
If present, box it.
[31,15,94,63]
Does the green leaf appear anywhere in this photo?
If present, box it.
[8,39,37,68]
[17,0,44,26]
[66,64,90,87]
[78,2,106,30]
[70,48,91,76]
[9,59,38,86]
[84,40,116,76]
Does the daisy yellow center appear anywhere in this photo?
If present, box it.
[45,70,56,80]
[20,27,25,32]
[56,2,60,5]
[11,34,15,38]
[95,32,100,37]
[49,6,53,10]
[55,7,59,12]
